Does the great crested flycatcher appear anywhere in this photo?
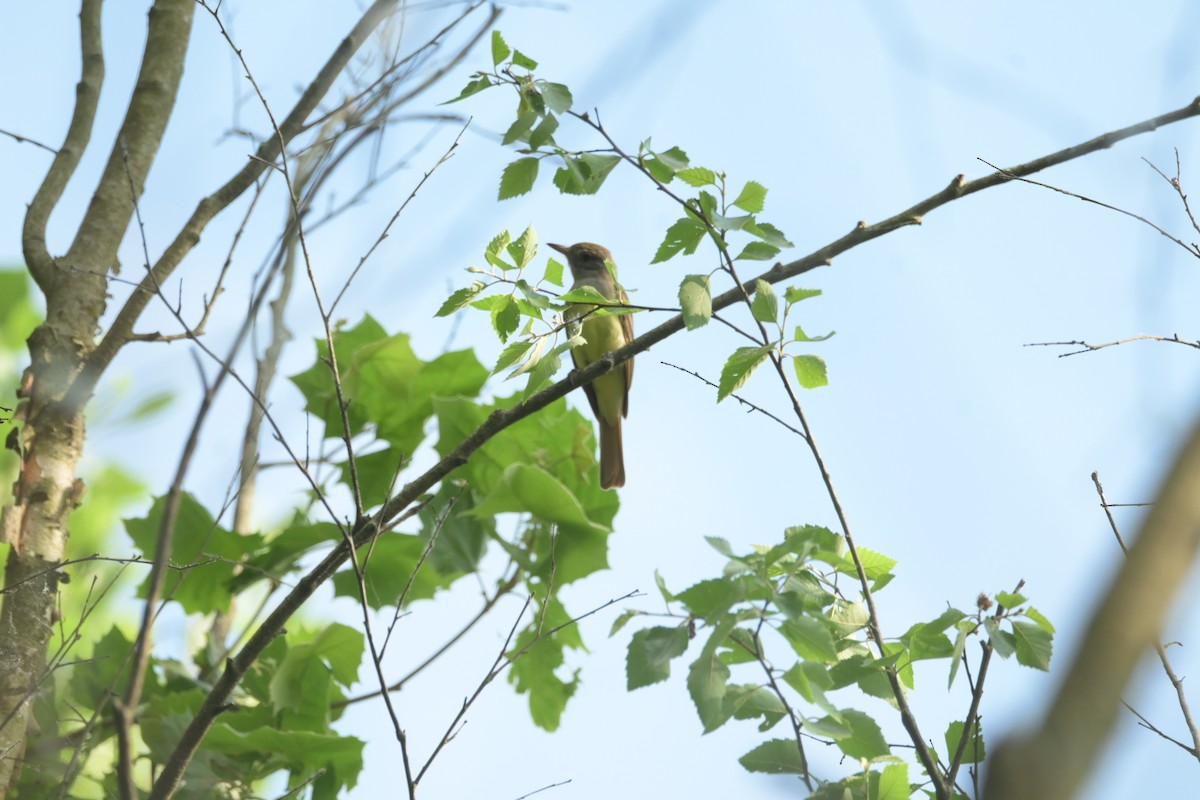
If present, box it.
[549,242,633,490]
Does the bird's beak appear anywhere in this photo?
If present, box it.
[548,243,570,257]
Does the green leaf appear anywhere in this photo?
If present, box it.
[538,82,573,114]
[508,226,538,269]
[652,216,707,263]
[832,708,890,759]
[332,533,456,608]
[553,153,621,195]
[529,112,559,150]
[1025,606,1055,634]
[717,345,772,401]
[653,146,690,171]
[735,241,781,261]
[655,570,675,604]
[677,578,744,620]
[507,595,580,732]
[124,493,264,615]
[724,683,787,723]
[485,230,513,268]
[750,279,778,324]
[780,617,839,663]
[996,591,1027,608]
[512,49,538,69]
[732,180,767,213]
[491,295,520,342]
[627,626,689,689]
[948,621,972,688]
[677,166,716,187]
[738,739,808,775]
[609,609,637,637]
[705,535,735,557]
[502,109,539,146]
[493,339,534,374]
[792,324,835,343]
[792,354,828,389]
[499,157,539,199]
[442,75,495,105]
[543,257,564,287]
[1011,620,1053,671]
[987,619,1016,659]
[745,220,794,248]
[679,274,712,330]
[435,281,487,317]
[472,464,610,541]
[782,662,835,708]
[945,720,986,764]
[521,343,562,397]
[491,30,510,66]
[784,286,821,304]
[878,762,910,800]
[688,624,733,732]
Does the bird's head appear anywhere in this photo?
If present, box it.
[549,242,614,277]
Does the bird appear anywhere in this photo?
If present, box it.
[549,242,633,489]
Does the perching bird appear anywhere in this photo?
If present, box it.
[549,242,633,489]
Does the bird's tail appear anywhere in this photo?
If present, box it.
[599,418,625,489]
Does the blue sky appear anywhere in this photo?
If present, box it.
[4,2,1200,798]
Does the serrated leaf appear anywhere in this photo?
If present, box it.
[508,226,538,268]
[499,157,539,200]
[512,50,538,69]
[739,739,808,775]
[538,82,572,114]
[745,220,794,248]
[784,287,821,304]
[609,609,637,637]
[442,75,494,105]
[1011,620,1053,671]
[435,282,487,317]
[677,167,716,187]
[705,535,735,557]
[522,347,561,396]
[718,345,772,401]
[493,339,534,374]
[654,146,690,171]
[491,31,510,66]
[1025,606,1055,634]
[486,230,512,265]
[492,295,520,342]
[529,113,559,150]
[945,720,986,764]
[655,570,675,603]
[652,217,707,263]
[792,354,828,389]
[735,241,781,261]
[679,275,712,330]
[832,708,889,759]
[688,623,734,732]
[996,591,1027,609]
[502,110,539,146]
[780,618,838,663]
[627,626,689,690]
[792,324,835,343]
[732,180,767,213]
[751,279,778,324]
[878,763,910,800]
[553,153,620,195]
[543,257,564,287]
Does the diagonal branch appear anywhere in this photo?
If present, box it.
[66,0,408,414]
[22,0,105,289]
[146,93,1200,800]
